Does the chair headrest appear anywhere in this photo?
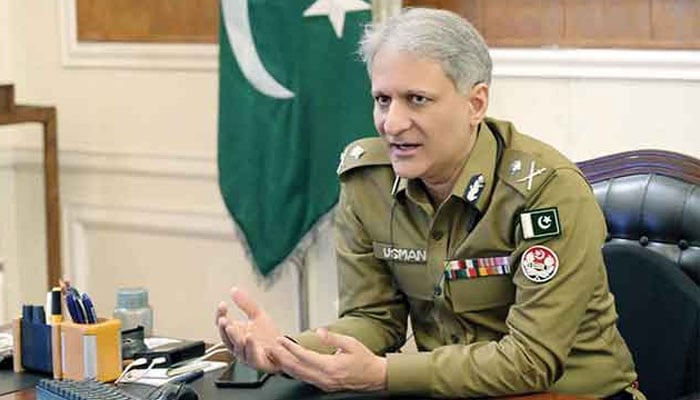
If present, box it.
[578,150,700,286]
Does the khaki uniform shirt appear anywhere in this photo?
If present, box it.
[297,118,637,398]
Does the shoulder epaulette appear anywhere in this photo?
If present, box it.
[498,148,555,198]
[336,137,391,176]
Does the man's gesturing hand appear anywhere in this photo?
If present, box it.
[270,328,387,393]
[216,287,282,374]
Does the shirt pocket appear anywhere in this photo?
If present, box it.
[388,262,434,300]
[447,275,515,312]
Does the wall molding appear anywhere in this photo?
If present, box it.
[58,0,217,71]
[0,145,216,179]
[62,203,234,291]
[491,48,700,81]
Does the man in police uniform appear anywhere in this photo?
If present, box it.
[216,8,643,399]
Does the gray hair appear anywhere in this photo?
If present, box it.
[359,8,492,94]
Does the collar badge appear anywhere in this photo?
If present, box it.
[465,174,485,203]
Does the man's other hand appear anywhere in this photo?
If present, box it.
[270,328,387,392]
[216,286,282,374]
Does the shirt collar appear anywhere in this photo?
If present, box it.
[392,122,498,213]
[449,122,498,213]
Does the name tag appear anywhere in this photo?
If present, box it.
[444,256,511,281]
[373,242,427,263]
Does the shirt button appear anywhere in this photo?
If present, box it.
[433,285,442,296]
[431,230,444,240]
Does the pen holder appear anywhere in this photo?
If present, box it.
[60,318,122,382]
[12,317,60,377]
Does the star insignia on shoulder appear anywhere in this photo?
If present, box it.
[349,145,365,160]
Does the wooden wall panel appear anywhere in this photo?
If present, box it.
[480,0,563,47]
[74,0,700,49]
[406,0,700,49]
[76,0,219,43]
[403,0,479,25]
[652,0,700,45]
[564,0,651,47]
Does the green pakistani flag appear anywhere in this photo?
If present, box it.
[218,0,374,275]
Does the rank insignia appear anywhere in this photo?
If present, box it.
[515,160,547,191]
[520,245,559,283]
[464,174,485,203]
[336,145,365,174]
[520,207,561,240]
[349,145,365,160]
[444,256,511,281]
[509,160,522,176]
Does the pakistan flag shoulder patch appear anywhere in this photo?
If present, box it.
[519,207,561,240]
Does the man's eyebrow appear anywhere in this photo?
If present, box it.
[405,89,435,98]
[371,89,434,97]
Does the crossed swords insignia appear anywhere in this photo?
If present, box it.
[515,160,547,191]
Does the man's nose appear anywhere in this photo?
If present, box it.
[382,102,411,135]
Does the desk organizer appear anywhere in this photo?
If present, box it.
[60,318,122,382]
[13,317,122,382]
[12,317,59,377]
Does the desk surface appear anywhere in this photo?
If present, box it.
[0,369,593,400]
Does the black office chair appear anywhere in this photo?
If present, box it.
[578,150,700,400]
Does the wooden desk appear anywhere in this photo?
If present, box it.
[0,354,595,400]
[0,388,594,400]
[0,370,595,400]
[0,84,61,289]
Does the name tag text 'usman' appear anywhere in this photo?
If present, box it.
[373,242,427,263]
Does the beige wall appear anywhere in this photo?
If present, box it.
[490,77,700,161]
[0,1,698,341]
[0,0,10,80]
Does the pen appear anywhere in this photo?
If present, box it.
[81,293,97,323]
[169,369,204,384]
[66,293,85,323]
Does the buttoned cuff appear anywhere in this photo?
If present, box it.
[386,352,432,395]
[292,330,336,355]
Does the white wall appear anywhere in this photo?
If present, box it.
[0,1,698,342]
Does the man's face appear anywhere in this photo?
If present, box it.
[370,47,474,182]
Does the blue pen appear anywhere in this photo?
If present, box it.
[66,293,85,323]
[81,293,98,323]
[65,294,78,323]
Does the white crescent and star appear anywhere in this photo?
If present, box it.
[222,0,370,99]
[303,0,371,38]
[537,215,552,230]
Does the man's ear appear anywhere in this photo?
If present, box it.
[468,83,489,127]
